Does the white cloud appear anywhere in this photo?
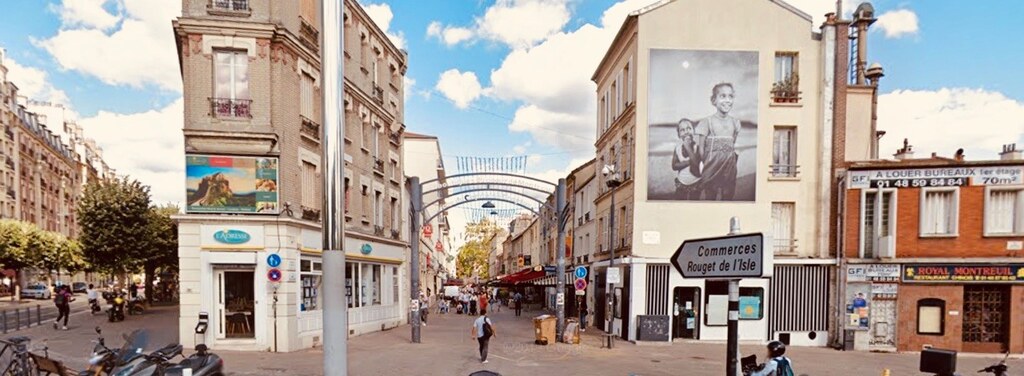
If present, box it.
[78,98,185,205]
[426,0,571,49]
[426,21,474,47]
[403,76,415,102]
[33,0,181,91]
[875,9,919,39]
[527,156,593,185]
[3,57,71,105]
[50,0,121,30]
[363,3,406,50]
[489,0,659,156]
[435,69,483,109]
[877,88,1024,160]
[512,141,532,155]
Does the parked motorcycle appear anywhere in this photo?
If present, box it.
[108,343,182,376]
[162,344,224,376]
[127,296,145,316]
[978,352,1010,376]
[79,327,149,376]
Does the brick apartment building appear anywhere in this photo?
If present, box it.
[841,144,1024,353]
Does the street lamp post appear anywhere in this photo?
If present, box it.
[602,165,621,349]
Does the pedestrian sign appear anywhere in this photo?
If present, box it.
[574,278,587,291]
[267,253,281,268]
[574,266,587,279]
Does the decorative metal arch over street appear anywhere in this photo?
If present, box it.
[407,172,570,344]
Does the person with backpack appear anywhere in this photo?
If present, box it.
[471,309,496,364]
[53,285,74,330]
[749,341,794,376]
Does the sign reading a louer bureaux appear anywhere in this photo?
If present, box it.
[671,233,764,279]
[848,166,1024,189]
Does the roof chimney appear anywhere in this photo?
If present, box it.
[954,148,965,162]
[1001,144,1022,161]
[894,138,914,160]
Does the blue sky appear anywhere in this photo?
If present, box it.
[0,0,1022,209]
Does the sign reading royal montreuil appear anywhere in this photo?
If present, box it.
[213,229,252,245]
[902,264,1024,283]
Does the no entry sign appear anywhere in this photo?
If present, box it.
[670,233,764,279]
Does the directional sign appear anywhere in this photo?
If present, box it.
[574,278,587,291]
[266,253,281,268]
[670,233,764,279]
[574,266,587,279]
[544,265,556,275]
[267,268,283,282]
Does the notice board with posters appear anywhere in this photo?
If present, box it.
[636,315,670,341]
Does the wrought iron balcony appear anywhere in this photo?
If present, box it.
[6,188,13,199]
[300,116,320,141]
[301,206,321,222]
[770,164,800,178]
[372,85,384,105]
[373,225,385,236]
[209,0,248,11]
[4,157,12,170]
[4,127,12,140]
[209,97,252,119]
[390,229,400,240]
[372,158,385,175]
[773,238,798,255]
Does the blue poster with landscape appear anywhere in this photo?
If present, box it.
[186,155,279,214]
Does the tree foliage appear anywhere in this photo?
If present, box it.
[77,177,153,276]
[0,220,30,271]
[455,219,503,279]
[0,219,86,285]
[142,204,179,302]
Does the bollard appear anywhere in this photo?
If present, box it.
[23,308,28,328]
[14,308,19,330]
[36,305,40,326]
[881,369,890,376]
[1,310,6,333]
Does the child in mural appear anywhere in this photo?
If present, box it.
[672,118,702,199]
[695,82,740,201]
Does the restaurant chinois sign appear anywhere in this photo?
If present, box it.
[902,264,1024,283]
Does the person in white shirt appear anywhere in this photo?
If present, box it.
[470,309,496,363]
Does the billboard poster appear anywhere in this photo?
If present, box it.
[647,49,758,201]
[186,155,279,214]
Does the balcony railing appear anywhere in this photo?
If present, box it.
[6,188,13,199]
[390,229,400,240]
[771,74,801,103]
[372,85,384,105]
[770,164,799,178]
[300,116,321,141]
[4,127,12,140]
[301,206,321,222]
[4,157,12,170]
[210,98,252,119]
[372,158,385,175]
[209,0,248,12]
[388,131,400,145]
[373,225,385,236]
[773,238,797,255]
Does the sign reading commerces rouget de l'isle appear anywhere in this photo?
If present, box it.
[902,264,1024,283]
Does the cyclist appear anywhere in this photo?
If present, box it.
[749,341,794,376]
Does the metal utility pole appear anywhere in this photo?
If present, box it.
[604,167,621,349]
[554,179,567,341]
[409,177,422,343]
[321,0,347,374]
[726,217,741,376]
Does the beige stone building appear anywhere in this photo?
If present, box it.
[588,0,879,345]
[173,0,408,352]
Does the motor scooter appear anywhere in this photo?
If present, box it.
[978,352,1011,376]
[162,344,224,376]
[108,343,182,376]
[78,328,149,376]
[108,293,126,322]
[89,298,102,315]
[127,295,145,316]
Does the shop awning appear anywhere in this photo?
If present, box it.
[496,268,546,285]
[529,271,575,286]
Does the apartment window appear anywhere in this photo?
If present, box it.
[211,0,248,11]
[611,81,618,119]
[212,50,251,118]
[299,0,316,22]
[361,184,370,222]
[624,60,631,104]
[523,255,532,267]
[373,125,381,159]
[300,72,315,120]
[771,202,795,254]
[985,187,1024,235]
[374,191,384,228]
[861,190,896,258]
[362,122,372,151]
[599,96,607,134]
[771,127,797,177]
[772,52,799,103]
[920,188,959,236]
[390,197,399,231]
[917,298,945,335]
[301,161,318,208]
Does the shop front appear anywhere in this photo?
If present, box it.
[843,263,901,351]
[897,264,1024,354]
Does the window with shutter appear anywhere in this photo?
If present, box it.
[985,188,1023,235]
[771,127,797,177]
[920,188,958,236]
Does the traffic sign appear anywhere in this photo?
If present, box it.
[670,233,764,279]
[267,268,283,282]
[574,278,587,291]
[544,265,556,275]
[607,268,621,284]
[574,266,587,279]
[556,293,564,306]
[266,253,281,268]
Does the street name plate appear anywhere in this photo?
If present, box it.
[670,233,764,278]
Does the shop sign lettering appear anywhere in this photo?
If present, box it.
[902,264,1024,283]
[213,229,251,244]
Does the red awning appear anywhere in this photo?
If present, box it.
[500,269,546,285]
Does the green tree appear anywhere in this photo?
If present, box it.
[77,177,152,278]
[34,233,87,284]
[142,204,179,303]
[0,220,30,298]
[455,219,503,280]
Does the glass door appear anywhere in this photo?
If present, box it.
[962,285,1009,353]
[215,269,255,339]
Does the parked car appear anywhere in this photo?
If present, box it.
[21,283,51,300]
[72,282,88,294]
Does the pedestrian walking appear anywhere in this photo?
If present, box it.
[578,297,589,331]
[52,285,74,330]
[471,309,495,364]
[513,292,523,317]
[419,291,429,326]
[478,292,488,313]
